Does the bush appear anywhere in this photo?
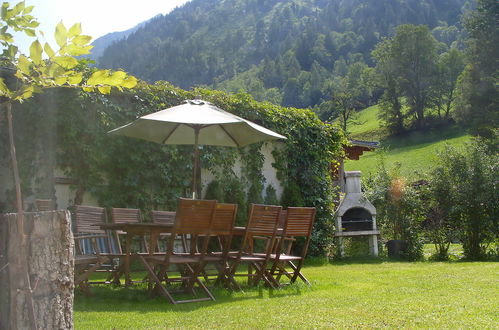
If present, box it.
[364,161,424,260]
[428,140,498,260]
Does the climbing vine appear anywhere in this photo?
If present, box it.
[3,79,345,255]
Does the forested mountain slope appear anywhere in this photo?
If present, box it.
[97,0,471,108]
[89,16,160,61]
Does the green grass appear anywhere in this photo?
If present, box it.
[74,261,499,329]
[347,104,387,140]
[344,106,472,178]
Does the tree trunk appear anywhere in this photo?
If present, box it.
[5,101,38,329]
[34,94,57,202]
[0,211,74,329]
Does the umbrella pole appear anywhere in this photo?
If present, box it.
[192,127,200,199]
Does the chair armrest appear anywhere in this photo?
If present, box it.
[252,235,273,241]
[74,234,108,240]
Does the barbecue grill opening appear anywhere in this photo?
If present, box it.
[341,207,373,231]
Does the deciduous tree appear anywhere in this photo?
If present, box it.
[0,2,136,328]
[455,0,498,140]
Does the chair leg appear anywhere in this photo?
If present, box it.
[247,263,254,286]
[288,260,310,285]
[227,262,243,291]
[252,261,278,289]
[138,256,177,304]
[75,260,105,285]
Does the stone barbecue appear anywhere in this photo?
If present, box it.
[335,171,379,256]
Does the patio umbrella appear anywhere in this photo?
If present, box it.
[108,99,286,198]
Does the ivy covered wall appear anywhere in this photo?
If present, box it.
[0,81,345,255]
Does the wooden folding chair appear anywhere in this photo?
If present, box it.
[139,198,218,304]
[201,203,238,284]
[74,234,109,295]
[73,205,113,250]
[227,204,282,289]
[73,205,123,284]
[151,210,186,253]
[111,207,148,253]
[151,210,176,224]
[269,207,316,286]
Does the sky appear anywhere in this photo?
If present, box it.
[10,0,191,54]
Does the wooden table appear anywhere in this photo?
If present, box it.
[99,223,174,286]
[98,224,282,286]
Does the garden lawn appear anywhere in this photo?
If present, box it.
[74,261,498,329]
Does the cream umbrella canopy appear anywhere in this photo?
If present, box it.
[108,99,286,198]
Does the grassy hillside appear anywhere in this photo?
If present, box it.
[344,105,472,178]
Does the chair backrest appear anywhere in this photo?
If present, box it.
[279,207,317,258]
[246,204,282,236]
[282,207,316,237]
[278,209,288,228]
[174,198,217,235]
[151,210,176,225]
[211,203,238,235]
[36,199,56,211]
[74,205,107,234]
[111,207,142,224]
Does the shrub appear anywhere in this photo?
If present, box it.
[429,140,498,260]
[364,161,424,260]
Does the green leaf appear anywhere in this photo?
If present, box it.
[44,42,55,58]
[55,21,67,47]
[1,3,9,20]
[68,72,83,85]
[121,75,138,89]
[46,62,66,77]
[71,34,92,46]
[97,86,111,94]
[52,55,78,69]
[87,70,109,86]
[12,1,25,16]
[8,45,18,57]
[82,86,94,92]
[68,22,81,38]
[24,28,35,37]
[106,71,127,86]
[26,18,39,28]
[0,32,13,43]
[22,5,34,15]
[64,43,92,56]
[13,85,34,101]
[0,77,11,96]
[17,54,30,74]
[54,75,67,85]
[29,39,42,64]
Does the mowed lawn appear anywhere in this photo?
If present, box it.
[74,261,498,329]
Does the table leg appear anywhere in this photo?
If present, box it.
[150,231,159,255]
[125,234,132,286]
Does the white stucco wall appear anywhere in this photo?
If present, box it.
[201,142,283,200]
[1,142,284,211]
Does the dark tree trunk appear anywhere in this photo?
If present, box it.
[33,94,57,202]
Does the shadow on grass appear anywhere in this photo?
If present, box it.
[74,280,304,313]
